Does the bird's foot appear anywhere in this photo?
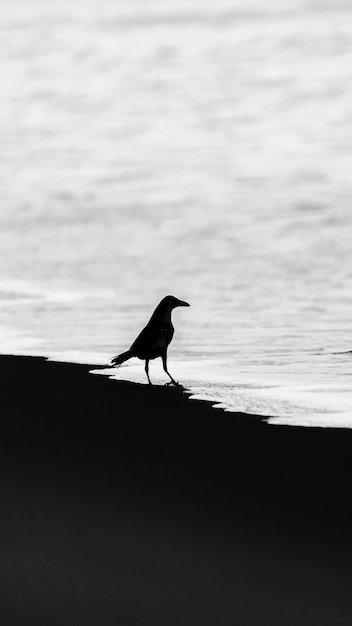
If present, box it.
[165,380,183,389]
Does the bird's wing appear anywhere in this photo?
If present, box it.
[130,322,174,358]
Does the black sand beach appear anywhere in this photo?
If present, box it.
[0,355,352,625]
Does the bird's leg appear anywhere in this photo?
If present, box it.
[161,352,179,387]
[145,359,152,385]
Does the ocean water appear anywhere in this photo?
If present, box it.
[1,0,352,426]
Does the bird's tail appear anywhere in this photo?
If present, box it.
[110,350,133,367]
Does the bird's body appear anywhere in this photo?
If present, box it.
[111,295,190,385]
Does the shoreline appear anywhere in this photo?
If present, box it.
[41,352,352,427]
[1,354,352,625]
[4,344,352,426]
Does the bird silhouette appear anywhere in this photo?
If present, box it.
[111,295,190,386]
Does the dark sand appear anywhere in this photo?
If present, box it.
[0,355,352,625]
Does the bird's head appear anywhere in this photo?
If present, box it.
[151,295,190,322]
[162,295,190,310]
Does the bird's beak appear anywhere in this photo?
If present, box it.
[176,299,190,307]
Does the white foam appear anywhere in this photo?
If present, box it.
[88,357,352,428]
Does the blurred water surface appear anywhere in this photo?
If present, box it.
[1,0,352,425]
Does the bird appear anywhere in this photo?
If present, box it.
[110,295,190,386]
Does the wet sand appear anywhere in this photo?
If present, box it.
[0,354,352,625]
